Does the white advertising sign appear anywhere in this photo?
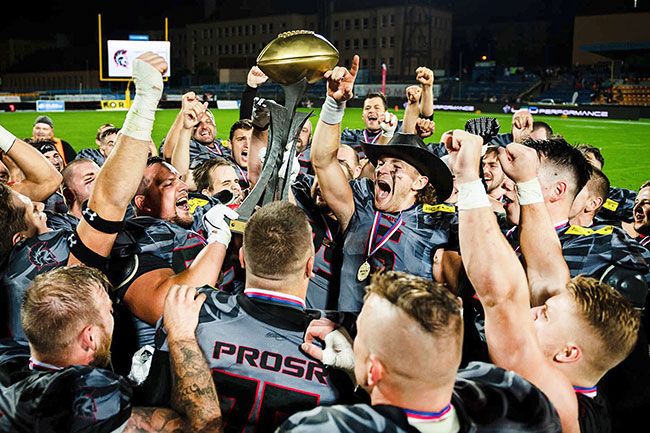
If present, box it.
[107,40,171,77]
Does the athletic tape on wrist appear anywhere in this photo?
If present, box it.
[457,178,491,210]
[121,59,164,141]
[516,178,544,205]
[81,201,125,234]
[0,125,17,153]
[320,96,345,125]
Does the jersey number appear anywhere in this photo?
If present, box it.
[212,369,320,432]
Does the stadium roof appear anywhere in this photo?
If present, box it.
[580,41,650,60]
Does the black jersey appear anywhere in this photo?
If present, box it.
[108,217,207,348]
[293,176,343,310]
[154,287,354,433]
[576,393,611,433]
[0,230,71,340]
[76,148,106,167]
[340,128,381,159]
[0,339,132,433]
[596,186,637,224]
[279,361,561,433]
[339,178,454,311]
[45,210,79,232]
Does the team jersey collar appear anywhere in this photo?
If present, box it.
[244,288,306,310]
[403,404,454,422]
[29,357,63,372]
[554,219,569,231]
[573,385,598,398]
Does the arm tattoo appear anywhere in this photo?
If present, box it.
[125,407,185,432]
[169,337,223,432]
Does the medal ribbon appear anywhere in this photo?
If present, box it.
[363,129,380,144]
[366,212,403,259]
[320,213,334,243]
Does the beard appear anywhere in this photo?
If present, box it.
[90,328,112,368]
[171,212,194,229]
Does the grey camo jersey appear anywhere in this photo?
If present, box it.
[595,186,637,224]
[338,178,454,312]
[0,340,132,433]
[278,361,561,433]
[155,288,346,433]
[0,230,71,340]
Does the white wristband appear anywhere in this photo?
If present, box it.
[457,178,491,210]
[320,96,345,125]
[0,125,17,153]
[121,59,164,141]
[516,178,544,205]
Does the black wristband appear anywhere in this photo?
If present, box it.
[67,232,109,272]
[81,200,125,234]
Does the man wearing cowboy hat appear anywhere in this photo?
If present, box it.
[311,55,456,312]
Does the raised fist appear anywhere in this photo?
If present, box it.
[415,67,434,87]
[406,85,422,105]
[247,66,269,88]
[325,55,360,103]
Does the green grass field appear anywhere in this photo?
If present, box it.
[1,108,648,190]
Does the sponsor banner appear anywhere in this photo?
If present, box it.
[107,40,171,78]
[55,94,104,102]
[36,100,65,112]
[101,100,130,110]
[216,100,240,109]
[434,104,476,112]
[0,95,21,103]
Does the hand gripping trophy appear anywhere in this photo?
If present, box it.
[229,30,339,233]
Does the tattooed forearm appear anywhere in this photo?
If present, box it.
[169,337,222,432]
[125,407,185,432]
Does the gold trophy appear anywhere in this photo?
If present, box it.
[229,30,339,233]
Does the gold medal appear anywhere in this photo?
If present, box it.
[357,261,371,281]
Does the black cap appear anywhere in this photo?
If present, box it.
[361,133,453,202]
[34,115,54,128]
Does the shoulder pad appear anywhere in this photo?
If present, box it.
[423,203,456,214]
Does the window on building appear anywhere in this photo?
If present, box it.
[389,36,395,48]
[334,20,339,30]
[362,18,368,29]
[362,38,368,48]
[389,15,394,26]
[354,18,360,29]
[344,19,350,30]
[344,39,350,49]
[362,58,368,68]
[380,37,386,48]
[353,39,359,49]
[381,16,386,27]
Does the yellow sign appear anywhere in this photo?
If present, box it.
[565,225,614,236]
[602,198,619,212]
[101,100,130,110]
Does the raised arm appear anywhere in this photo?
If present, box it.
[0,132,62,202]
[416,67,434,118]
[69,52,167,266]
[311,55,359,231]
[497,143,570,305]
[239,66,268,120]
[401,85,421,134]
[450,130,579,433]
[247,98,270,186]
[162,92,198,161]
[171,99,209,182]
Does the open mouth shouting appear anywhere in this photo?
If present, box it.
[365,112,380,129]
[175,195,189,213]
[375,177,393,206]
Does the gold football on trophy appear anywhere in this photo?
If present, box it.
[257,30,339,85]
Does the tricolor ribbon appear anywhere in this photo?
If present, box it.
[244,288,305,310]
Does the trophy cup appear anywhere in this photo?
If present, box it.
[229,30,339,233]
